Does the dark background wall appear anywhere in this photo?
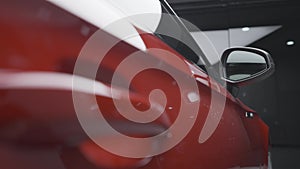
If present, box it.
[242,24,300,146]
[168,0,300,146]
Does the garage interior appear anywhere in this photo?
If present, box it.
[168,0,300,168]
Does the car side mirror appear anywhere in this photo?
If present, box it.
[221,47,275,86]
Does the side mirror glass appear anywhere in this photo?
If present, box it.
[221,47,274,86]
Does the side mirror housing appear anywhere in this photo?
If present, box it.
[221,47,275,86]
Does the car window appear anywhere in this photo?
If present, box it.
[153,0,208,72]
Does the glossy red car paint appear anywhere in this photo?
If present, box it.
[0,1,269,169]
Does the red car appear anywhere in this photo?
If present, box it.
[0,0,274,169]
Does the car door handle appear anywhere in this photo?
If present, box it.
[245,112,254,119]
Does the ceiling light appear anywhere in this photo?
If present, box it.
[242,27,250,32]
[286,40,295,46]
